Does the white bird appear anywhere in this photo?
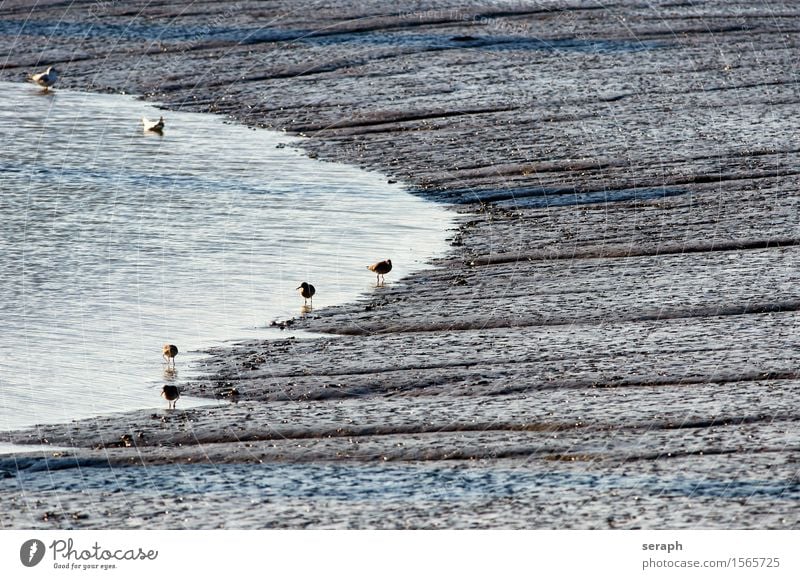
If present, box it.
[142,116,165,133]
[28,66,58,91]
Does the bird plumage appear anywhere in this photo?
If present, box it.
[297,281,316,304]
[29,66,58,90]
[142,116,165,132]
[161,385,180,409]
[367,259,392,285]
[162,343,178,367]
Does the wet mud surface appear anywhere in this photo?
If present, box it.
[1,1,800,528]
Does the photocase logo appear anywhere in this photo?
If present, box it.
[20,539,46,567]
[16,537,158,571]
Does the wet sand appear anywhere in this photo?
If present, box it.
[1,1,799,528]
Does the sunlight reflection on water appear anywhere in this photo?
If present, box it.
[0,81,452,431]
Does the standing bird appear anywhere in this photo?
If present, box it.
[142,116,165,133]
[162,343,178,368]
[28,66,58,91]
[161,385,180,409]
[367,259,392,285]
[296,282,316,305]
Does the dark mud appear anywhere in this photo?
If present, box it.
[1,1,799,528]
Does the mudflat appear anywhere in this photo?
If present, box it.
[1,1,798,529]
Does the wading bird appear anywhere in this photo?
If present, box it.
[28,66,58,91]
[296,281,316,305]
[161,385,180,409]
[162,344,178,368]
[367,259,392,285]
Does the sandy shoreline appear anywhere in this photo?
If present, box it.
[1,1,799,528]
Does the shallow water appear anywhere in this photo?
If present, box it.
[0,81,452,432]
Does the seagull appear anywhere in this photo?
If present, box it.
[161,385,180,409]
[367,259,392,285]
[142,116,165,133]
[296,282,316,305]
[162,344,178,368]
[28,66,58,91]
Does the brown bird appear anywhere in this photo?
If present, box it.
[296,281,316,305]
[161,385,180,409]
[367,259,392,285]
[162,344,178,367]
